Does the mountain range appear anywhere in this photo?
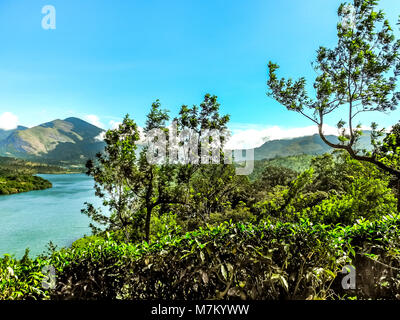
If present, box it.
[0,126,28,142]
[0,117,374,165]
[0,117,105,165]
[251,132,373,160]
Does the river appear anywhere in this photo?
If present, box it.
[0,174,104,258]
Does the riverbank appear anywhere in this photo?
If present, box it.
[0,156,85,195]
[0,174,52,195]
[0,156,84,175]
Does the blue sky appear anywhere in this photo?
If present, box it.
[0,0,400,148]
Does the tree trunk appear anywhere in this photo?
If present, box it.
[397,178,400,213]
[145,205,152,243]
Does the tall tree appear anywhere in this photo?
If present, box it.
[83,94,233,242]
[171,94,237,221]
[139,100,187,242]
[82,115,143,241]
[139,95,232,241]
[267,0,400,210]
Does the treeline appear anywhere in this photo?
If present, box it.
[0,157,66,195]
[0,173,52,195]
[249,154,314,181]
[0,156,82,175]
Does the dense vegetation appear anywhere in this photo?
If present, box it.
[250,155,314,181]
[0,156,81,175]
[0,173,52,195]
[1,214,400,300]
[267,0,400,209]
[0,156,82,195]
[1,0,400,301]
[1,97,399,300]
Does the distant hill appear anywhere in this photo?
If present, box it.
[252,132,373,161]
[0,117,105,164]
[0,126,28,142]
[0,117,376,166]
[0,156,81,174]
[249,154,315,181]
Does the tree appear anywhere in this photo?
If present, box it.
[82,115,143,241]
[138,101,188,242]
[375,122,400,209]
[256,165,298,191]
[170,94,236,224]
[267,0,400,210]
[83,104,187,243]
[139,95,231,241]
[83,94,234,242]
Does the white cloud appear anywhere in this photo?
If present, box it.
[94,131,106,142]
[0,112,19,131]
[85,114,104,128]
[225,123,363,150]
[109,120,121,130]
[108,120,145,143]
[93,120,145,143]
[94,120,121,142]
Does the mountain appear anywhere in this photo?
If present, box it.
[0,117,105,164]
[0,126,28,142]
[0,116,376,165]
[252,132,373,161]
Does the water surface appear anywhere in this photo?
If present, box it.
[0,174,104,258]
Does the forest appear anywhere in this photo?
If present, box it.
[1,0,400,300]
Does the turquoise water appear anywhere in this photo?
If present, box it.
[0,174,104,258]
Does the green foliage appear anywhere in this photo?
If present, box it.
[255,165,298,191]
[0,156,79,174]
[71,235,105,250]
[0,249,50,300]
[175,164,251,228]
[209,201,255,225]
[150,213,182,240]
[267,0,400,204]
[252,152,396,225]
[3,215,400,300]
[251,155,314,180]
[82,94,233,243]
[0,174,52,195]
[82,114,143,241]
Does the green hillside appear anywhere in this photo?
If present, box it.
[0,126,27,142]
[253,132,373,161]
[250,154,314,181]
[0,173,52,195]
[0,118,105,165]
[0,156,82,195]
[0,156,82,174]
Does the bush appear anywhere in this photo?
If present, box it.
[2,215,400,300]
[47,215,400,300]
[0,250,49,300]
